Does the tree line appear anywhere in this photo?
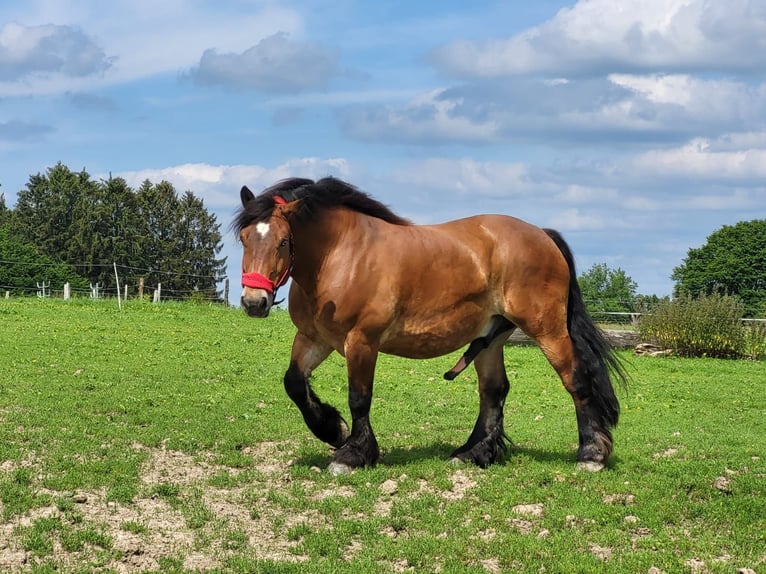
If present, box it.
[577,219,766,318]
[2,163,763,314]
[0,163,226,301]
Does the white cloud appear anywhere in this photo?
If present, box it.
[622,196,661,211]
[554,184,619,203]
[431,0,766,78]
[190,32,340,93]
[112,158,352,210]
[629,137,766,180]
[340,88,501,143]
[0,22,113,81]
[342,73,766,146]
[683,190,762,210]
[609,73,695,105]
[0,2,302,95]
[546,208,611,231]
[705,131,766,151]
[391,158,529,195]
[610,74,766,125]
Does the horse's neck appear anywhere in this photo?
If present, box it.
[291,208,362,289]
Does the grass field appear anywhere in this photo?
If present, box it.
[0,299,764,573]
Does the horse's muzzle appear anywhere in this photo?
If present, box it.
[241,291,273,318]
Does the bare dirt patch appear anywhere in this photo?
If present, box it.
[442,469,478,501]
[0,440,313,573]
[511,502,544,517]
[589,542,613,561]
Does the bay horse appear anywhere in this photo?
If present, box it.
[234,177,626,474]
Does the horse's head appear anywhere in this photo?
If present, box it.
[237,185,295,318]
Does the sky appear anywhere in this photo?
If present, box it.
[1,0,765,304]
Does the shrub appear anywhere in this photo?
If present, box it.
[639,293,749,358]
[743,321,766,360]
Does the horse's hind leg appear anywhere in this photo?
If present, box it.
[284,332,349,448]
[451,332,512,468]
[535,332,614,471]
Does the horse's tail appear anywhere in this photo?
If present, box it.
[543,229,626,432]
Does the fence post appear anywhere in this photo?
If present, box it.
[153,283,161,304]
[64,283,70,300]
[37,281,50,298]
[114,262,122,311]
[4,291,9,299]
[138,277,144,299]
[224,278,229,307]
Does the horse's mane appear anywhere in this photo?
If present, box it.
[233,176,411,233]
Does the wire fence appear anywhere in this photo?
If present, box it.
[1,259,230,304]
[587,310,641,326]
[3,258,763,318]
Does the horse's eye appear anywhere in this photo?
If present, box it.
[279,239,288,248]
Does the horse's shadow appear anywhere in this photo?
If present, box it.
[290,442,581,470]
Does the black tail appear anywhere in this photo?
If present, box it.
[544,229,626,432]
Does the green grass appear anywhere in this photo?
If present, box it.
[1,298,764,573]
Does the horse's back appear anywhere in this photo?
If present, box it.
[429,214,568,283]
[434,213,553,248]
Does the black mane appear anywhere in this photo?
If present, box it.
[233,176,410,234]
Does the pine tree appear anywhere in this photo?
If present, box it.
[135,180,225,301]
[175,191,227,299]
[13,163,97,260]
[0,191,9,226]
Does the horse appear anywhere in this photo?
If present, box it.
[233,176,626,475]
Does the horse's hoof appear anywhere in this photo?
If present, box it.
[328,462,354,476]
[577,461,605,472]
[448,456,467,467]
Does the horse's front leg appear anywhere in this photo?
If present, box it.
[284,332,349,448]
[328,331,380,475]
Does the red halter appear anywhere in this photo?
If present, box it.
[241,196,292,295]
[241,266,291,294]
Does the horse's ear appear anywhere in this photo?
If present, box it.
[275,196,303,218]
[240,185,255,206]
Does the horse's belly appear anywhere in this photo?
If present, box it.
[380,336,464,359]
[379,312,488,359]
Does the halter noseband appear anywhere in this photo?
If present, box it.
[241,195,294,299]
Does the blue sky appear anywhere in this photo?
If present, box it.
[1,0,765,302]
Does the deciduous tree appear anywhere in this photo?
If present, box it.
[672,220,766,317]
[578,263,638,314]
[0,226,86,293]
